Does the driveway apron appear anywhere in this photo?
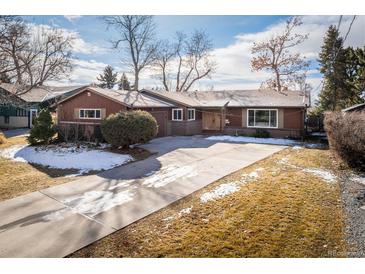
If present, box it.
[0,136,285,257]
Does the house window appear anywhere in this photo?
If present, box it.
[247,109,278,128]
[172,108,183,121]
[188,108,195,121]
[79,109,101,119]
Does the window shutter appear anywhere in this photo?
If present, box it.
[101,108,106,119]
[74,108,79,119]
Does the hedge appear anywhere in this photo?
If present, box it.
[324,111,365,169]
[101,110,157,148]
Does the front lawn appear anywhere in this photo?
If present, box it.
[0,135,74,201]
[71,146,347,258]
[0,135,150,202]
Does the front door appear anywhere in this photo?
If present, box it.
[202,111,221,130]
[30,109,38,128]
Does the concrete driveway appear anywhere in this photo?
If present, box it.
[0,136,285,257]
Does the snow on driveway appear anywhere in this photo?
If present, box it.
[206,135,327,148]
[0,144,133,174]
[142,164,198,188]
[206,135,298,146]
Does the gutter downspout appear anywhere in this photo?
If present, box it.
[221,101,229,132]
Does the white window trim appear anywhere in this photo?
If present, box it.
[187,108,196,121]
[247,109,278,129]
[172,108,183,121]
[79,108,102,120]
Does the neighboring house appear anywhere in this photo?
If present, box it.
[342,102,365,113]
[0,83,84,129]
[56,86,309,139]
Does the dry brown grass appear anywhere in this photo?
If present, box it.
[0,135,27,149]
[0,133,6,145]
[0,135,75,201]
[71,147,347,258]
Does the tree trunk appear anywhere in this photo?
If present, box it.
[134,70,139,91]
[275,69,281,92]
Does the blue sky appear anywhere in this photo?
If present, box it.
[22,15,365,97]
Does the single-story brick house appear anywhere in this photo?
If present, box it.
[55,86,310,139]
[0,83,83,129]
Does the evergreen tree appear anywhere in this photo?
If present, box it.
[27,108,55,145]
[97,65,118,89]
[345,47,365,104]
[317,26,350,112]
[118,72,131,90]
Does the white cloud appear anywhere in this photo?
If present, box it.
[29,23,109,55]
[188,15,365,95]
[64,15,82,23]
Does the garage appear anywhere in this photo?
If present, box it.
[148,111,168,137]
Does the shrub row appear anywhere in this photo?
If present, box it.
[324,111,365,169]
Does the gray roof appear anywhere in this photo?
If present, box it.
[342,102,365,112]
[59,86,175,108]
[0,83,84,103]
[90,87,175,107]
[143,89,309,108]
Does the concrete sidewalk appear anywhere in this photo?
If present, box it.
[0,136,285,257]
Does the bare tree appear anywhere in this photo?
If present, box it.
[154,30,216,92]
[104,16,157,91]
[25,27,73,87]
[0,17,73,99]
[153,39,176,91]
[0,16,29,85]
[251,16,309,92]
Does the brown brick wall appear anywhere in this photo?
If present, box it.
[58,89,126,123]
[284,108,305,129]
[226,107,242,127]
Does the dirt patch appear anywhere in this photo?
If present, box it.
[70,147,347,258]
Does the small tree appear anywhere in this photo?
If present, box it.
[101,110,157,148]
[27,108,56,145]
[118,73,131,90]
[97,65,118,89]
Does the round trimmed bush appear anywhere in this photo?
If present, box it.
[101,110,158,148]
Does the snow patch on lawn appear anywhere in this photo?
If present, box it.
[248,171,259,178]
[350,174,365,185]
[303,168,337,183]
[206,135,298,146]
[200,183,240,203]
[142,164,197,188]
[162,216,175,222]
[241,167,265,180]
[0,144,133,174]
[178,207,193,216]
[279,157,289,164]
[161,207,193,222]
